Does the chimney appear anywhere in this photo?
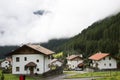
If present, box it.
[98,51,101,54]
[67,54,69,57]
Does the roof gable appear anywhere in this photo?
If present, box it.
[51,59,63,63]
[67,55,82,60]
[8,44,54,56]
[26,44,54,55]
[89,53,109,61]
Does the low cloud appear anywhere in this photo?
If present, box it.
[0,0,120,46]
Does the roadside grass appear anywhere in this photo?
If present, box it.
[96,75,120,80]
[64,71,78,74]
[1,74,36,80]
[0,69,41,80]
[65,71,120,80]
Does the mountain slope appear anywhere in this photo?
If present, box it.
[0,46,18,59]
[40,38,69,52]
[56,12,120,57]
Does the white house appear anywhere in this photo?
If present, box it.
[1,57,12,69]
[66,55,83,70]
[1,60,10,69]
[50,59,63,67]
[8,44,54,75]
[89,52,117,70]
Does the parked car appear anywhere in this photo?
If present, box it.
[75,67,82,71]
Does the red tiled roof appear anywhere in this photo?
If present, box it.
[89,53,109,61]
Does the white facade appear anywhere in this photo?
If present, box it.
[67,60,83,69]
[92,56,117,70]
[1,60,10,69]
[12,54,51,74]
[53,61,62,67]
[51,60,62,67]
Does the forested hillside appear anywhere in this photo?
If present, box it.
[0,46,18,59]
[56,12,120,58]
[0,12,120,59]
[40,38,69,51]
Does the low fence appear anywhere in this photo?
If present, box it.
[42,66,63,77]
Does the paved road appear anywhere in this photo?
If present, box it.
[43,74,68,80]
[43,75,102,80]
[63,77,102,80]
[37,71,102,80]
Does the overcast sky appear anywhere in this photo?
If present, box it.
[0,0,120,46]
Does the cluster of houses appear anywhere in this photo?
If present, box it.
[0,44,118,75]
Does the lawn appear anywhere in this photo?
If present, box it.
[0,69,42,80]
[0,74,36,80]
[64,71,78,74]
[65,71,120,80]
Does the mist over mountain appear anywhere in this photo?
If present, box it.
[0,12,120,59]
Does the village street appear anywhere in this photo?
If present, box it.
[42,74,101,80]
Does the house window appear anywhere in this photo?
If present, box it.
[109,57,111,60]
[16,57,20,62]
[16,67,20,72]
[24,66,27,71]
[24,57,27,61]
[5,62,8,64]
[103,57,105,60]
[36,59,39,62]
[48,56,50,59]
[5,65,8,68]
[104,63,106,66]
[109,63,112,67]
[37,68,39,71]
[73,65,74,67]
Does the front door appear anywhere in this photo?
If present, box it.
[29,67,34,75]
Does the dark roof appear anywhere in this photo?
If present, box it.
[8,44,55,56]
[78,63,84,67]
[25,62,37,67]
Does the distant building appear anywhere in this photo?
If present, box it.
[1,57,12,69]
[89,52,117,70]
[66,54,83,70]
[8,44,54,75]
[50,59,63,67]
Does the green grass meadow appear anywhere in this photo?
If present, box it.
[0,69,41,80]
[65,71,120,80]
